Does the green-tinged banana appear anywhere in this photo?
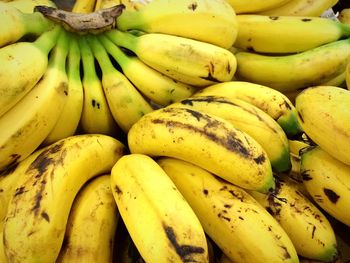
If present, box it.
[97,34,196,106]
[56,174,119,263]
[0,25,61,117]
[0,28,69,172]
[72,0,96,13]
[258,0,338,16]
[79,35,119,135]
[158,157,299,263]
[295,86,350,166]
[105,29,237,87]
[4,0,56,13]
[249,176,339,262]
[225,0,290,14]
[117,0,238,49]
[111,154,209,263]
[195,81,302,137]
[339,8,350,25]
[87,35,153,133]
[128,107,274,193]
[235,38,350,92]
[235,15,350,54]
[3,134,126,263]
[300,146,350,227]
[43,34,83,145]
[168,95,291,172]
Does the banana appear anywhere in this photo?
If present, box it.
[0,24,61,117]
[4,0,56,13]
[347,61,350,90]
[158,157,299,263]
[0,27,69,172]
[78,35,119,135]
[249,175,339,262]
[72,0,96,13]
[195,81,302,137]
[320,69,346,88]
[235,14,350,54]
[95,0,120,10]
[300,146,350,227]
[128,107,274,193]
[56,174,119,263]
[235,38,350,92]
[97,34,196,106]
[168,95,291,172]
[219,253,234,263]
[258,0,338,16]
[105,29,237,87]
[3,134,126,263]
[87,34,154,133]
[339,8,350,25]
[295,85,350,166]
[0,221,7,263]
[111,153,209,262]
[225,0,290,14]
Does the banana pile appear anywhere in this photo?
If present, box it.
[0,0,350,262]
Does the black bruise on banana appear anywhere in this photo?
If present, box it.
[323,188,340,204]
[300,169,312,181]
[188,2,198,11]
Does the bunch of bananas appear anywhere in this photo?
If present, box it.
[1,0,350,262]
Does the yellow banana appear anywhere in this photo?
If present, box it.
[4,0,56,13]
[235,38,350,92]
[0,27,68,172]
[300,146,350,227]
[3,134,126,263]
[225,0,290,14]
[158,157,299,263]
[339,8,350,25]
[295,85,350,166]
[111,154,209,263]
[105,29,237,87]
[128,107,274,193]
[235,14,350,54]
[56,175,119,263]
[95,0,120,10]
[72,0,96,13]
[168,95,291,172]
[195,81,302,137]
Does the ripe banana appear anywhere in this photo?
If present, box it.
[158,157,299,263]
[235,15,350,54]
[87,34,154,133]
[128,107,274,193]
[195,81,302,137]
[105,29,237,87]
[168,95,291,172]
[339,8,350,25]
[3,134,126,263]
[235,38,350,92]
[0,28,69,172]
[111,153,209,263]
[56,174,119,263]
[300,146,350,227]
[249,176,339,262]
[0,24,61,117]
[225,0,290,14]
[295,85,350,166]
[4,0,56,13]
[72,0,96,13]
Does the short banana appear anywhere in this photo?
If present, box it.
[56,175,119,263]
[0,28,69,172]
[225,0,290,14]
[3,134,126,263]
[235,38,350,92]
[128,107,274,193]
[4,0,56,13]
[339,8,350,25]
[87,34,154,133]
[168,95,291,172]
[235,15,350,54]
[111,154,209,263]
[158,157,299,263]
[105,29,237,87]
[295,85,350,166]
[195,81,302,137]
[300,146,350,227]
[72,0,96,13]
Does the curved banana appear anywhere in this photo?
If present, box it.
[195,81,302,137]
[111,154,209,263]
[87,35,154,133]
[235,38,350,92]
[168,95,291,172]
[72,0,96,13]
[56,175,119,263]
[128,107,274,193]
[3,134,126,263]
[4,0,56,13]
[225,0,290,14]
[158,157,299,263]
[0,25,61,117]
[295,85,350,166]
[339,8,350,25]
[235,15,350,54]
[105,29,237,87]
[0,28,69,172]
[300,146,350,227]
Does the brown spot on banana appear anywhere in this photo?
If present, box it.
[188,2,198,11]
[301,170,312,181]
[41,211,50,222]
[323,188,340,204]
[114,185,122,194]
[301,18,312,22]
